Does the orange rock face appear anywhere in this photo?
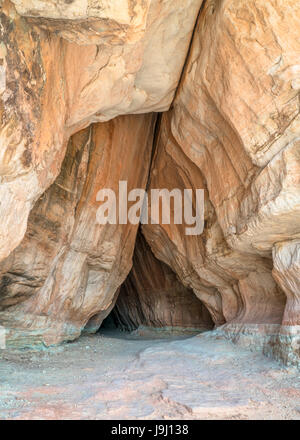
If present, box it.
[0,114,156,345]
[0,0,202,261]
[0,0,299,365]
[143,0,300,364]
[143,113,286,327]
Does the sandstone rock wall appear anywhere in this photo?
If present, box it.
[143,113,286,327]
[0,113,156,346]
[0,0,202,261]
[0,0,299,364]
[143,0,300,364]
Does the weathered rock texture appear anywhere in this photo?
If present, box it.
[111,231,214,331]
[0,0,299,365]
[143,0,300,365]
[0,114,156,345]
[273,240,300,326]
[0,0,202,261]
[143,113,286,328]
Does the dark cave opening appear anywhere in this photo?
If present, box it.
[97,231,214,335]
[101,313,120,330]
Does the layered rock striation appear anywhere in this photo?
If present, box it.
[0,0,202,261]
[0,114,156,345]
[143,0,300,365]
[0,0,299,365]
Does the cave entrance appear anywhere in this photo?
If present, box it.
[97,231,214,337]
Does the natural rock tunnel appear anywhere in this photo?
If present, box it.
[0,0,299,370]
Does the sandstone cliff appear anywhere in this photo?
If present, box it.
[0,0,299,365]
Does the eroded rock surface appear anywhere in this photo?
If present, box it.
[0,114,156,345]
[143,114,286,328]
[0,0,299,365]
[0,0,202,260]
[169,0,300,255]
[143,0,300,364]
[273,239,300,326]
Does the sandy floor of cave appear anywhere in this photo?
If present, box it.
[0,329,299,420]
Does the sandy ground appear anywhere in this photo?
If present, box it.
[0,329,299,420]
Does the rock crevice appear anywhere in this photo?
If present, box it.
[0,0,299,366]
